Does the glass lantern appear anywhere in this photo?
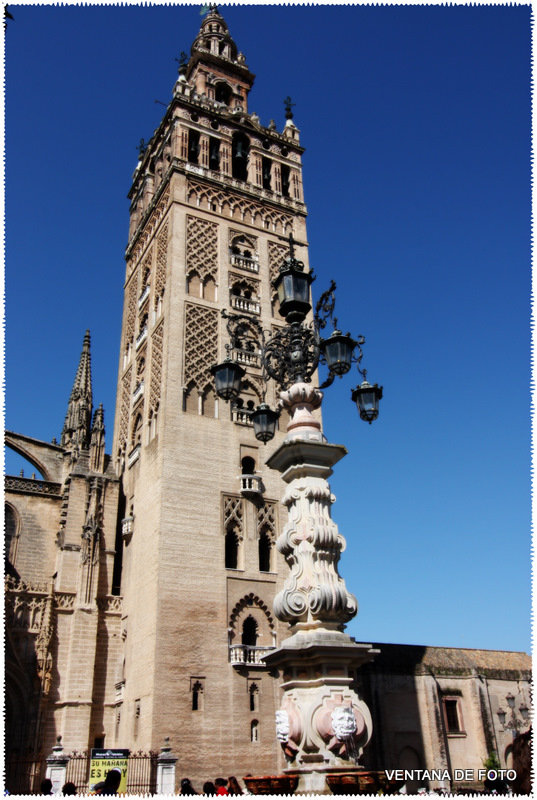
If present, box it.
[320,331,357,376]
[210,359,245,402]
[351,380,383,424]
[251,403,280,444]
[273,259,314,321]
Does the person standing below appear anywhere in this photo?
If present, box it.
[180,778,197,795]
[227,777,243,795]
[95,768,122,795]
[215,778,229,795]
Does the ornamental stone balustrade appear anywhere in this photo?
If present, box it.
[229,253,259,273]
[231,295,260,315]
[240,474,262,496]
[229,644,275,666]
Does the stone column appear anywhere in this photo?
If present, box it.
[45,737,69,793]
[264,383,378,794]
[156,738,178,795]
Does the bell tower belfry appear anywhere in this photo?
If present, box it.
[112,7,310,781]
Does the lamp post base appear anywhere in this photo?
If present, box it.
[264,632,378,784]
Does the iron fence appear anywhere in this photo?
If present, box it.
[126,751,159,795]
[65,750,90,793]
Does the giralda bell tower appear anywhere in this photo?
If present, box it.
[112,7,310,780]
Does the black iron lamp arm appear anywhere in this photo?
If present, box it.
[221,308,266,354]
[314,279,337,331]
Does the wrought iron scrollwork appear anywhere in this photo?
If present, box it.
[264,322,320,389]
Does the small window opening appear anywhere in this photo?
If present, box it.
[225,529,239,569]
[259,531,271,573]
[242,615,258,647]
[249,684,259,712]
[242,456,256,474]
[251,720,259,743]
[444,699,461,733]
[192,681,204,711]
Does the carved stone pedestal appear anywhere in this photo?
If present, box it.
[264,632,377,794]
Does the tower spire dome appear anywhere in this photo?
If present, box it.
[192,6,238,62]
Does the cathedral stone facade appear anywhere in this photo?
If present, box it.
[5,8,531,795]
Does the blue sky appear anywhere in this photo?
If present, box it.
[4,2,532,654]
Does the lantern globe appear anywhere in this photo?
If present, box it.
[351,380,383,424]
[251,403,280,444]
[320,331,357,376]
[210,358,245,401]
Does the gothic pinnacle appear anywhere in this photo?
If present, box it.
[61,330,93,449]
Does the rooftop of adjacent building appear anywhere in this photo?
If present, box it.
[360,641,531,678]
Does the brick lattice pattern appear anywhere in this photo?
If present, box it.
[184,303,218,388]
[186,216,218,282]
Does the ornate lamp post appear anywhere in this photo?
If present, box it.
[212,239,383,792]
[497,694,531,739]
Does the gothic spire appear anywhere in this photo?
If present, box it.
[61,330,93,450]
